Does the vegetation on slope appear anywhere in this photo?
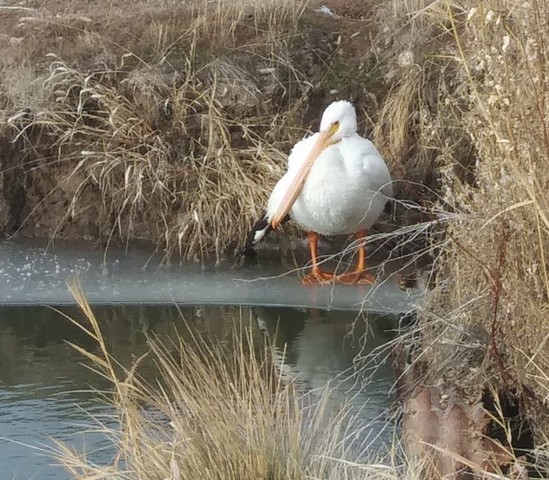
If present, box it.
[377,0,549,475]
[0,0,404,262]
[411,0,549,424]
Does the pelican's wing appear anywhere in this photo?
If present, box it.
[240,211,289,256]
[357,138,393,199]
[239,132,318,256]
[265,133,319,221]
[287,132,319,170]
[240,173,294,256]
[266,171,294,223]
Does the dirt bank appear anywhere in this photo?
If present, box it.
[1,0,430,263]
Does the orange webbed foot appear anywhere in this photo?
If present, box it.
[301,269,335,285]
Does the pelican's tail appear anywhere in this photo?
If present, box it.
[239,212,289,257]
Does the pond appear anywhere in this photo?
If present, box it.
[0,242,419,479]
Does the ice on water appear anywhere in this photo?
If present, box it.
[0,241,420,313]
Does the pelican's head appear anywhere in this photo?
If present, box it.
[319,100,357,142]
[270,100,358,229]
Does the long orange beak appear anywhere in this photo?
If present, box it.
[271,130,333,228]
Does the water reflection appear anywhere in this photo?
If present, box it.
[255,307,397,451]
[0,305,396,479]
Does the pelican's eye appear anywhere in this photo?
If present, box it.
[328,121,340,136]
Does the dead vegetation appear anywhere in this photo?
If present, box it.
[55,284,402,480]
[54,285,535,480]
[0,0,326,261]
[414,0,549,417]
[368,0,549,476]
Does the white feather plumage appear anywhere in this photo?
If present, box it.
[266,102,392,236]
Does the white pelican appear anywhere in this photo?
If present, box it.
[244,100,392,285]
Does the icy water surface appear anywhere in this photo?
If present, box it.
[0,241,419,479]
[0,241,420,313]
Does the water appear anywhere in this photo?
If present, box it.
[0,304,398,479]
[0,242,417,479]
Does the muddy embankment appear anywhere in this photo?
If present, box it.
[0,1,432,262]
[2,0,549,478]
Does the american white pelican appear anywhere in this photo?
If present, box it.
[244,100,393,285]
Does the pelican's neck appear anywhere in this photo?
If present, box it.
[335,131,359,143]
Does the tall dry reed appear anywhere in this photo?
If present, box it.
[54,284,408,480]
[376,0,549,435]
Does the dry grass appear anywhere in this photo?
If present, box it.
[0,0,318,261]
[52,283,413,480]
[51,286,534,479]
[432,0,549,398]
[372,0,549,444]
[371,0,474,204]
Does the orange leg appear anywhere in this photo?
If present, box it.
[336,230,376,285]
[301,231,334,285]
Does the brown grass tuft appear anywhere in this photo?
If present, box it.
[381,0,549,443]
[53,283,411,479]
[0,0,317,262]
